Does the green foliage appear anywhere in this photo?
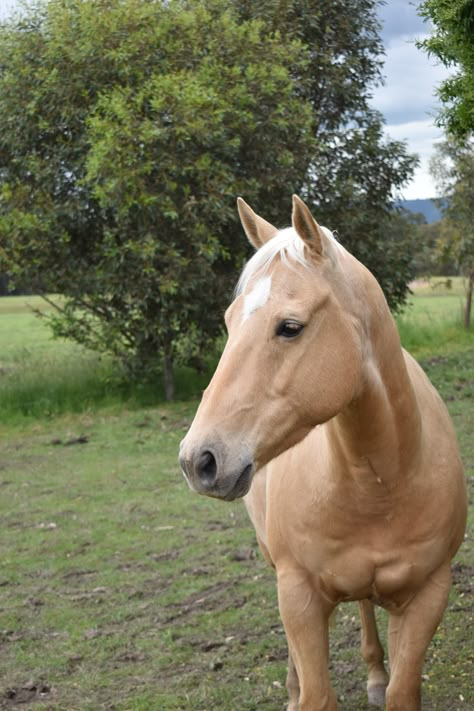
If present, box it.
[233,1,420,311]
[0,0,315,394]
[311,125,419,312]
[411,221,456,277]
[418,0,474,138]
[235,0,384,128]
[0,296,219,424]
[430,136,474,326]
[0,0,418,394]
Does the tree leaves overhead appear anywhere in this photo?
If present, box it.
[0,0,315,394]
[418,0,474,138]
[236,0,418,304]
[0,0,418,395]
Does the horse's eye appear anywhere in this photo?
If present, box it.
[276,320,304,339]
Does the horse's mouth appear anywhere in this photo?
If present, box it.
[222,463,254,501]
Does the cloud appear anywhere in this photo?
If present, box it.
[371,1,454,199]
[372,34,451,126]
[382,119,445,199]
[0,0,16,19]
[378,0,427,42]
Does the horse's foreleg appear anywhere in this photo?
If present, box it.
[254,535,302,709]
[385,563,451,711]
[277,567,337,711]
[358,599,389,707]
[286,645,300,711]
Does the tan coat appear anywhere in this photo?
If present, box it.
[180,196,467,710]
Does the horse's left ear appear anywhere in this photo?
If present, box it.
[237,197,278,250]
[292,195,325,258]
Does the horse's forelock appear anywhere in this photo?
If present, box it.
[235,225,340,298]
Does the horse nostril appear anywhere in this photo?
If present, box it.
[197,450,218,486]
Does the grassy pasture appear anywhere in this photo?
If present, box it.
[0,287,473,710]
[396,277,474,358]
[0,297,211,424]
[0,297,115,422]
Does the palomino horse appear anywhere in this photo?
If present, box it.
[179,196,467,710]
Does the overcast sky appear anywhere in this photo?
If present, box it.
[372,0,450,200]
[0,0,450,200]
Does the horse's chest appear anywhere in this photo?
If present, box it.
[267,484,434,608]
[297,539,427,610]
[369,561,420,610]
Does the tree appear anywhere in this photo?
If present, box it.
[0,0,418,398]
[232,0,419,307]
[430,137,474,327]
[418,0,474,138]
[306,122,419,309]
[0,0,315,398]
[411,220,459,278]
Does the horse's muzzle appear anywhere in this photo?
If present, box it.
[179,438,255,501]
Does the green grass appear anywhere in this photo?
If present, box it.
[396,278,474,358]
[0,288,472,709]
[0,296,213,424]
[1,283,473,424]
[0,296,121,420]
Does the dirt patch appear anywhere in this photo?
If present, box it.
[149,550,180,563]
[50,435,90,446]
[162,580,248,624]
[452,561,474,597]
[2,681,52,708]
[62,568,97,580]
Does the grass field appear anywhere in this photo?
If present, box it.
[0,285,473,710]
[0,297,211,424]
[396,277,474,358]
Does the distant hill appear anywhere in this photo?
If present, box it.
[397,199,442,224]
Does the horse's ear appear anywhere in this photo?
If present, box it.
[237,197,278,250]
[292,195,325,258]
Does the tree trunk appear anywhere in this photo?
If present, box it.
[464,271,474,329]
[163,351,175,401]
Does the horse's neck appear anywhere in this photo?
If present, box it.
[328,281,422,488]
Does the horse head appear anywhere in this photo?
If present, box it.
[179,196,365,500]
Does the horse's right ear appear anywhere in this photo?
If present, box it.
[237,197,278,250]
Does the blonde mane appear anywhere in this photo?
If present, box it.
[235,225,342,297]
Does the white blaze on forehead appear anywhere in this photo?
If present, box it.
[242,275,272,323]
